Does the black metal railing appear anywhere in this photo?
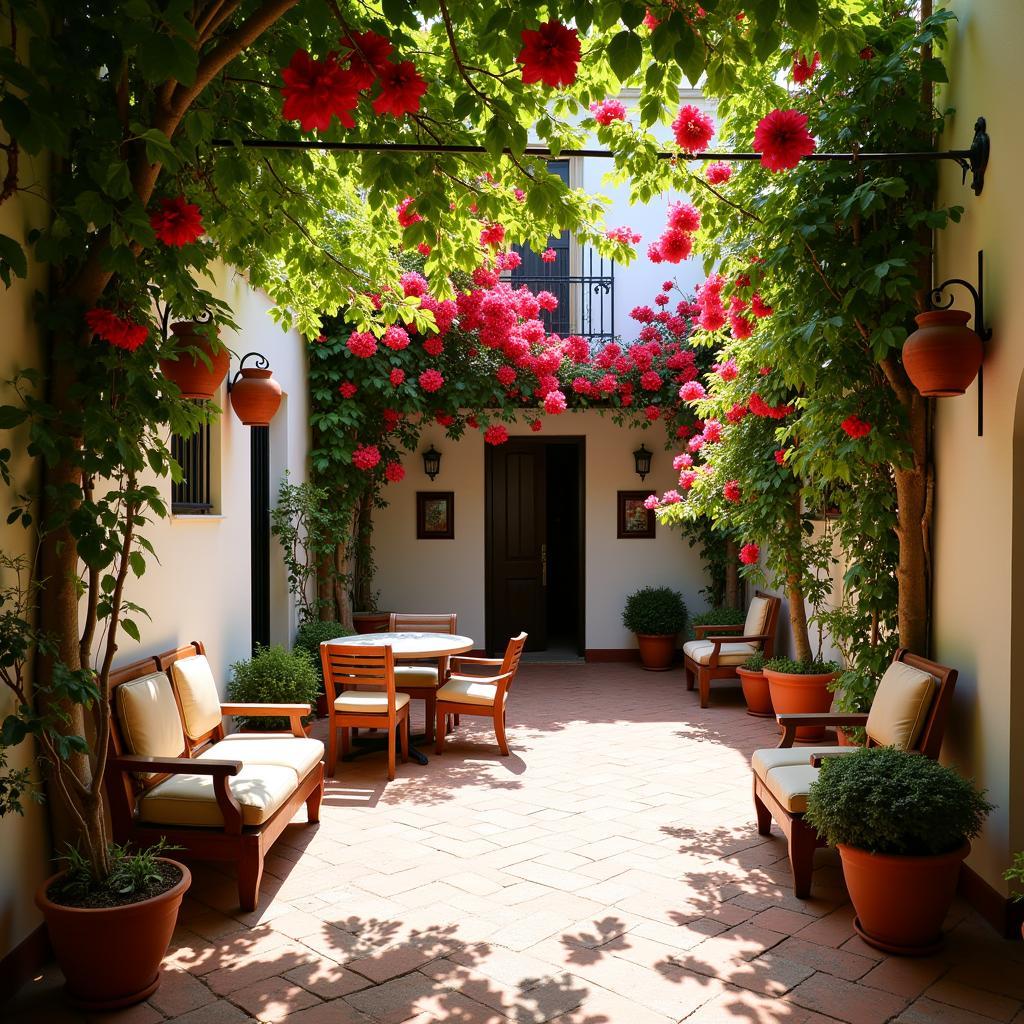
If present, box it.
[170,418,213,514]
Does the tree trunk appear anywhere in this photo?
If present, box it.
[724,539,740,609]
[353,490,374,612]
[894,395,930,653]
[783,495,812,662]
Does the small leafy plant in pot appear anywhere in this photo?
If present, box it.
[293,619,354,717]
[228,645,320,731]
[763,657,840,740]
[35,840,190,1009]
[736,652,773,718]
[688,606,746,639]
[805,747,992,956]
[1005,852,1024,939]
[622,586,688,671]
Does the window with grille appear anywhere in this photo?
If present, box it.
[171,421,214,514]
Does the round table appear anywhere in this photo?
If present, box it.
[332,632,475,765]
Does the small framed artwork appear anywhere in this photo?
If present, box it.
[416,491,455,539]
[617,490,656,539]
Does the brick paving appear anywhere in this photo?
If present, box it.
[6,664,1023,1023]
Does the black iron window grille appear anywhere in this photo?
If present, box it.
[171,414,214,514]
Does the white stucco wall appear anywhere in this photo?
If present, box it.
[371,410,708,653]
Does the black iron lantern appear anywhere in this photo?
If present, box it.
[633,444,652,481]
[422,445,442,480]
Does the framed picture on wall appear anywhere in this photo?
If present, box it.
[416,491,455,539]
[617,491,656,539]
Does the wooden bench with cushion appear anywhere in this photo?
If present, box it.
[751,648,957,898]
[105,641,324,911]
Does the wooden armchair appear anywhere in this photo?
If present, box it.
[105,641,324,911]
[751,649,957,897]
[435,633,527,757]
[683,592,781,708]
[388,612,458,742]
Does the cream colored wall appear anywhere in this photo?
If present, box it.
[933,0,1024,896]
[371,411,708,652]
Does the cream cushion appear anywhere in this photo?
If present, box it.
[682,640,758,666]
[394,665,440,688]
[140,763,296,828]
[437,676,500,707]
[116,672,186,777]
[744,596,772,641]
[202,735,324,779]
[761,764,819,814]
[751,745,848,778]
[865,661,936,749]
[171,655,223,740]
[334,690,411,714]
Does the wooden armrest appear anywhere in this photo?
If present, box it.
[776,713,867,748]
[221,702,310,737]
[809,750,860,768]
[694,623,744,638]
[708,634,770,646]
[448,670,514,687]
[109,755,242,776]
[450,656,503,667]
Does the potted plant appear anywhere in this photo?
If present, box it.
[1005,852,1024,939]
[689,605,746,639]
[763,657,840,740]
[622,586,688,671]
[228,644,320,732]
[736,651,773,718]
[293,619,354,717]
[805,747,992,955]
[158,320,230,400]
[829,668,874,745]
[902,308,984,397]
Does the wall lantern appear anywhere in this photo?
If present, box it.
[422,445,442,480]
[228,352,282,426]
[902,250,992,436]
[633,444,653,481]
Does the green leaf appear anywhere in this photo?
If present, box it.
[0,233,27,286]
[608,30,643,83]
[785,0,819,34]
[0,404,28,429]
[121,618,141,643]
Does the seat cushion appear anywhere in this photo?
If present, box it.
[866,662,936,749]
[744,596,772,640]
[201,735,324,780]
[171,655,223,741]
[394,665,440,689]
[682,640,757,666]
[751,745,848,779]
[139,763,297,828]
[437,676,500,707]
[115,672,186,778]
[334,690,411,714]
[761,764,819,814]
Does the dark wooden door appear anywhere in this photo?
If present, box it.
[486,441,547,653]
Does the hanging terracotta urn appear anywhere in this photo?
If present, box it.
[230,366,282,426]
[902,309,983,397]
[159,321,229,400]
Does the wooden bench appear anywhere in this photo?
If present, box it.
[105,641,324,911]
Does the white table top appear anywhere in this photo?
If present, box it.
[330,631,475,659]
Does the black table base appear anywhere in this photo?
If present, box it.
[342,728,429,766]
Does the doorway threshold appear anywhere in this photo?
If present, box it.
[520,646,584,664]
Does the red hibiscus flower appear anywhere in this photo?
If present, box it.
[384,460,405,483]
[338,382,357,398]
[342,29,393,89]
[841,415,872,438]
[518,22,581,88]
[372,61,427,117]
[281,49,359,132]
[530,419,543,432]
[706,161,732,185]
[352,444,381,471]
[484,424,509,446]
[85,308,149,351]
[739,543,760,565]
[389,368,405,386]
[419,369,444,392]
[590,98,627,126]
[396,196,421,228]
[791,51,820,85]
[672,104,715,153]
[347,330,377,358]
[540,248,557,263]
[753,108,816,172]
[150,196,204,247]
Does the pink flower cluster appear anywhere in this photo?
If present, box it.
[590,98,627,126]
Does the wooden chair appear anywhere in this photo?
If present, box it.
[683,592,781,708]
[751,648,958,897]
[435,633,527,757]
[105,641,324,911]
[320,642,410,780]
[388,612,458,742]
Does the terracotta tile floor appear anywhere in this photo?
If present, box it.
[7,664,1023,1024]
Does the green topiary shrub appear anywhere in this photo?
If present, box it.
[622,586,688,637]
[293,619,353,688]
[227,645,320,730]
[805,747,992,857]
[740,651,766,672]
[689,605,745,639]
[763,657,840,675]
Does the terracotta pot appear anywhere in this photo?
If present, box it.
[230,367,282,426]
[353,612,390,635]
[159,322,229,399]
[736,667,774,718]
[636,633,676,671]
[838,841,968,956]
[836,727,861,747]
[764,669,837,740]
[903,309,983,397]
[36,857,191,1009]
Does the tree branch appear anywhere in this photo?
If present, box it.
[438,0,492,105]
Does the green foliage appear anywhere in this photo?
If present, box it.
[741,651,766,671]
[622,586,688,636]
[227,645,320,730]
[1005,853,1024,900]
[690,605,746,639]
[54,839,179,905]
[806,747,993,856]
[763,657,840,675]
[293,620,353,690]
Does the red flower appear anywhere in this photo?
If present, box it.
[389,368,405,386]
[417,243,432,256]
[384,460,405,483]
[668,202,701,233]
[540,248,557,263]
[643,9,660,31]
[774,449,787,465]
[590,98,627,125]
[484,424,509,446]
[281,49,359,132]
[150,196,204,247]
[338,382,357,398]
[372,61,427,117]
[640,370,663,392]
[423,335,444,357]
[342,30,393,89]
[841,414,872,439]
[543,389,567,414]
[400,271,428,297]
[606,226,642,245]
[518,22,581,88]
[706,161,733,185]
[419,368,444,392]
[382,325,410,350]
[396,196,421,228]
[352,444,381,471]
[753,108,816,172]
[347,330,377,358]
[679,381,706,402]
[86,308,148,351]
[435,411,454,427]
[672,104,715,153]
[537,290,558,311]
[739,543,760,565]
[859,46,875,61]
[791,51,821,85]
[751,293,773,318]
[647,242,664,264]
[530,419,543,432]
[480,223,505,248]
[658,227,693,263]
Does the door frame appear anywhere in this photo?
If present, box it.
[484,434,586,656]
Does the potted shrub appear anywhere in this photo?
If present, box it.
[829,667,875,745]
[689,605,746,639]
[622,586,688,671]
[293,619,354,717]
[1005,852,1024,939]
[805,747,992,955]
[228,644,320,731]
[736,651,773,718]
[763,657,840,740]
